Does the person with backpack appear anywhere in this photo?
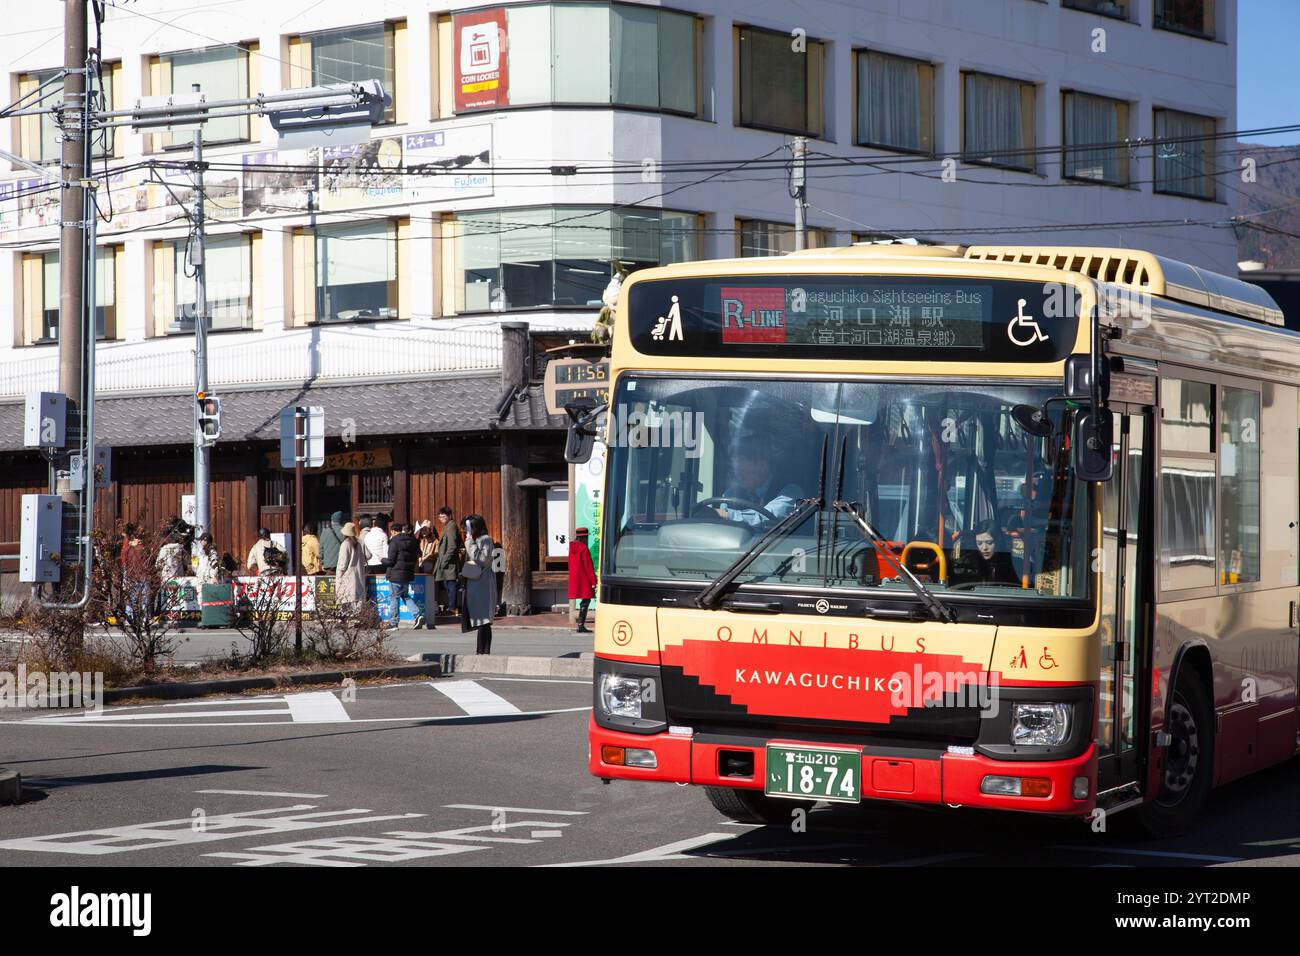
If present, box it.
[319,510,347,572]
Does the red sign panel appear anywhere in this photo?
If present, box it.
[720,286,787,343]
[454,9,509,112]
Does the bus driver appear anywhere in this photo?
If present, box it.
[715,430,804,527]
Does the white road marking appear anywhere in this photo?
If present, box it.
[1050,845,1243,863]
[542,832,735,867]
[207,836,487,867]
[0,806,423,855]
[285,691,351,723]
[13,706,592,728]
[443,804,588,816]
[196,789,328,798]
[429,680,521,716]
[531,831,563,838]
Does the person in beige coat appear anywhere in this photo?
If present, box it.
[335,522,367,610]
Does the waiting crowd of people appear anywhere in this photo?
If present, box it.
[111,509,505,653]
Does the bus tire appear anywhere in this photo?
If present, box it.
[1137,671,1215,838]
[703,786,814,825]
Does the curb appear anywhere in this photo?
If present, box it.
[27,662,445,708]
[405,652,593,679]
[0,769,20,805]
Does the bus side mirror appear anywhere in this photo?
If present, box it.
[1064,353,1110,402]
[564,399,604,465]
[1072,408,1113,482]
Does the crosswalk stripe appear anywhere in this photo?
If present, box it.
[285,691,351,723]
[430,680,522,716]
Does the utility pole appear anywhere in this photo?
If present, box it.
[294,406,305,655]
[791,136,808,251]
[191,84,211,542]
[57,0,88,507]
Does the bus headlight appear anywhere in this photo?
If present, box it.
[599,675,643,719]
[1011,702,1072,747]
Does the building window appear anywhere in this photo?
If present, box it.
[1062,0,1129,18]
[23,247,117,344]
[855,51,933,154]
[458,207,700,312]
[1155,0,1214,38]
[737,25,824,137]
[359,469,395,508]
[301,22,397,124]
[737,219,830,257]
[170,234,253,333]
[1062,92,1129,184]
[315,221,398,323]
[154,47,250,147]
[16,67,115,161]
[456,4,700,115]
[1154,108,1216,200]
[963,72,1036,171]
[1219,386,1260,585]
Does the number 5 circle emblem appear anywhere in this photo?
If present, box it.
[613,620,633,646]
[1007,298,1049,347]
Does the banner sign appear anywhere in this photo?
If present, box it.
[403,125,494,202]
[162,575,427,623]
[454,9,509,111]
[242,149,316,216]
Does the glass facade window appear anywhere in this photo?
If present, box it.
[1063,0,1129,17]
[1160,377,1216,591]
[172,234,253,332]
[738,220,829,257]
[22,68,113,161]
[38,248,115,341]
[315,222,397,322]
[163,48,249,146]
[459,207,700,312]
[963,72,1036,171]
[487,4,698,114]
[1062,92,1129,184]
[738,25,824,136]
[307,22,397,123]
[1161,378,1215,452]
[1154,108,1216,200]
[1155,0,1214,37]
[856,51,933,154]
[1219,386,1260,585]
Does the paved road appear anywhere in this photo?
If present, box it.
[1,679,1297,867]
[2,625,593,664]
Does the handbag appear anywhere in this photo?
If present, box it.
[461,560,483,581]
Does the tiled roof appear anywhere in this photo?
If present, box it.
[495,383,568,432]
[0,374,504,452]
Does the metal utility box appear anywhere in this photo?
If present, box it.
[20,494,63,583]
[24,392,67,448]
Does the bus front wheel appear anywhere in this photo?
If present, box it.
[703,786,814,825]
[1137,671,1215,838]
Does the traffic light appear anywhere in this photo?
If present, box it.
[196,392,222,443]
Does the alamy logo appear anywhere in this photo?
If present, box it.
[49,886,152,936]
[650,295,684,341]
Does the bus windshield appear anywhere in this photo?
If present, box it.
[605,375,1091,602]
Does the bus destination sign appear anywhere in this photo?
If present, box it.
[628,276,1078,362]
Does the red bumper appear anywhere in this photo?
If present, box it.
[589,716,1097,815]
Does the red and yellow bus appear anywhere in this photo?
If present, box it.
[574,243,1298,835]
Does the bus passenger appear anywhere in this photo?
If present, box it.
[951,520,1018,586]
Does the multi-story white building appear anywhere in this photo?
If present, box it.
[0,0,1235,604]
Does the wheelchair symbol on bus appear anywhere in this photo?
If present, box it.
[1007,298,1049,347]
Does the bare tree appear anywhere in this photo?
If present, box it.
[307,597,389,662]
[92,521,181,672]
[232,575,295,665]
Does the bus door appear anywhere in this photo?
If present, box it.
[1097,406,1154,794]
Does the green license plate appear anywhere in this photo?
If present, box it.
[765,745,862,803]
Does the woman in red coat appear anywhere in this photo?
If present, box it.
[568,527,597,634]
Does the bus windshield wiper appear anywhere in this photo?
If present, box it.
[831,500,956,624]
[696,497,821,610]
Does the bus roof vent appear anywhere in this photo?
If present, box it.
[964,246,1284,326]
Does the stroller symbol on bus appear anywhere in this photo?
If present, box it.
[1007,298,1049,347]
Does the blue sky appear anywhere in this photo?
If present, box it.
[1238,0,1300,145]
